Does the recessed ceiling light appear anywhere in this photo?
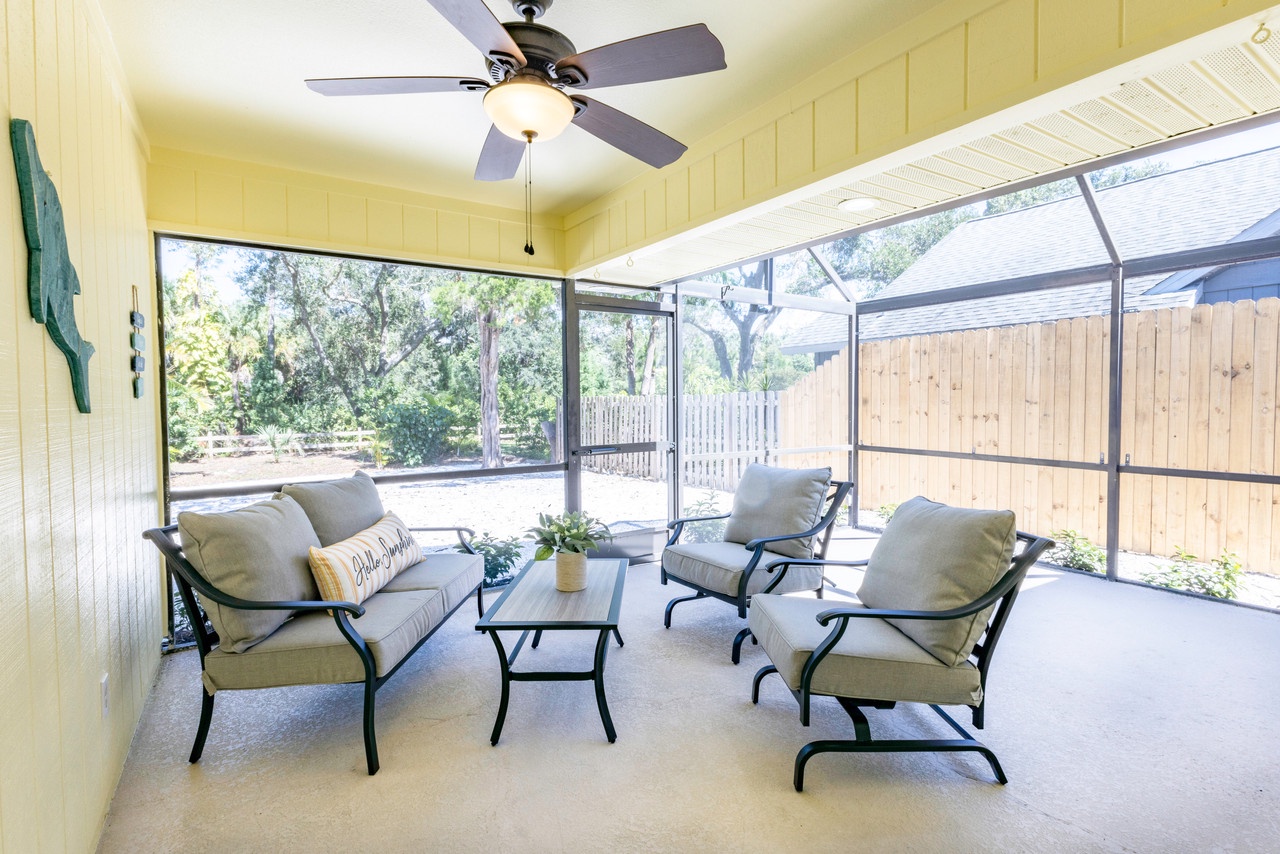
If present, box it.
[837,196,879,213]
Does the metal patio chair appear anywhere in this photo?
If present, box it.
[748,496,1052,790]
[661,463,854,663]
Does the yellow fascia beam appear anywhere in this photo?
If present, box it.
[147,147,566,276]
[564,0,1280,279]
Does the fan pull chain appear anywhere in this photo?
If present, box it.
[523,132,535,256]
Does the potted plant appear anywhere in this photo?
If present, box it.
[528,511,613,592]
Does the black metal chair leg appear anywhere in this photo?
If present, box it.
[794,737,1008,790]
[751,664,778,704]
[362,677,379,775]
[731,627,754,664]
[189,688,215,763]
[476,585,485,617]
[663,591,705,628]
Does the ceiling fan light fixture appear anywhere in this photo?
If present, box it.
[837,196,879,213]
[483,76,575,142]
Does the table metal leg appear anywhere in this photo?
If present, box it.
[593,629,617,743]
[531,629,543,649]
[612,627,624,647]
[487,631,511,746]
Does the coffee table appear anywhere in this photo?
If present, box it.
[475,558,627,745]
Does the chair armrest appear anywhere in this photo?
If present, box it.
[815,564,1026,626]
[743,480,854,551]
[667,512,731,529]
[762,557,869,573]
[665,513,731,546]
[143,526,365,618]
[409,526,477,555]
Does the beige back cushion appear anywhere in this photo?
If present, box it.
[723,464,831,559]
[858,497,1016,667]
[178,495,322,653]
[308,512,421,605]
[281,470,385,547]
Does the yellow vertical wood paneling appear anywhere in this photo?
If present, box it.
[608,205,626,253]
[1039,0,1121,79]
[743,124,776,199]
[366,198,403,251]
[776,102,814,186]
[590,213,609,264]
[468,216,501,263]
[327,192,367,246]
[438,210,469,256]
[244,178,288,236]
[909,27,967,132]
[625,194,645,246]
[814,78,857,169]
[146,162,195,224]
[856,56,908,154]
[967,0,1037,108]
[403,205,439,255]
[2,0,160,851]
[286,186,327,241]
[688,155,715,221]
[195,171,244,230]
[644,185,665,236]
[665,168,689,230]
[1123,0,1223,46]
[713,140,743,209]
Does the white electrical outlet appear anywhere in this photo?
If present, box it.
[100,673,109,718]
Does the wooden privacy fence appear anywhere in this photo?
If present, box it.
[850,297,1280,574]
[578,392,782,492]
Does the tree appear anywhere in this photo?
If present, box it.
[241,251,440,421]
[430,274,556,467]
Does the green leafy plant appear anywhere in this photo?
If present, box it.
[680,492,727,543]
[528,511,613,561]
[876,502,899,522]
[1141,547,1242,600]
[1048,529,1106,573]
[257,425,304,462]
[380,398,456,467]
[365,427,391,470]
[461,533,523,588]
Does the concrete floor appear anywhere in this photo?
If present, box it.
[99,539,1280,853]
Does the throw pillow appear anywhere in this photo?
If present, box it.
[178,495,322,653]
[308,512,422,605]
[281,470,385,547]
[723,464,832,559]
[857,496,1016,667]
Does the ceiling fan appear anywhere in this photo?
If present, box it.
[306,0,727,182]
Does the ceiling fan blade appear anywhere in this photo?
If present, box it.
[475,125,526,181]
[425,0,527,67]
[306,76,489,96]
[570,96,687,169]
[557,24,726,90]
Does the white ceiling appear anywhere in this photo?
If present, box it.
[98,0,947,216]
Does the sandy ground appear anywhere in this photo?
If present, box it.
[170,452,1279,609]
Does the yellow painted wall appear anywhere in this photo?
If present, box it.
[147,147,566,277]
[0,0,160,851]
[562,0,1279,275]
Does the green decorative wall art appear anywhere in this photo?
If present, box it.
[10,118,95,413]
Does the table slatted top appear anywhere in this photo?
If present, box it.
[477,559,627,629]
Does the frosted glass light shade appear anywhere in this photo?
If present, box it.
[483,77,575,141]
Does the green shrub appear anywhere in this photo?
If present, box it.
[257,425,304,462]
[876,502,899,522]
[1048,529,1106,573]
[1141,547,1242,600]
[681,492,727,543]
[380,399,456,467]
[461,533,523,588]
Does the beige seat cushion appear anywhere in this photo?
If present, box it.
[202,588,445,693]
[858,497,1016,667]
[178,495,322,653]
[749,593,983,707]
[723,464,831,559]
[281,471,385,547]
[663,541,824,597]
[381,551,484,612]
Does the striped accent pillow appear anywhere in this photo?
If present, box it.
[307,512,421,605]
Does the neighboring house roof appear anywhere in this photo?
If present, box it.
[784,146,1280,350]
